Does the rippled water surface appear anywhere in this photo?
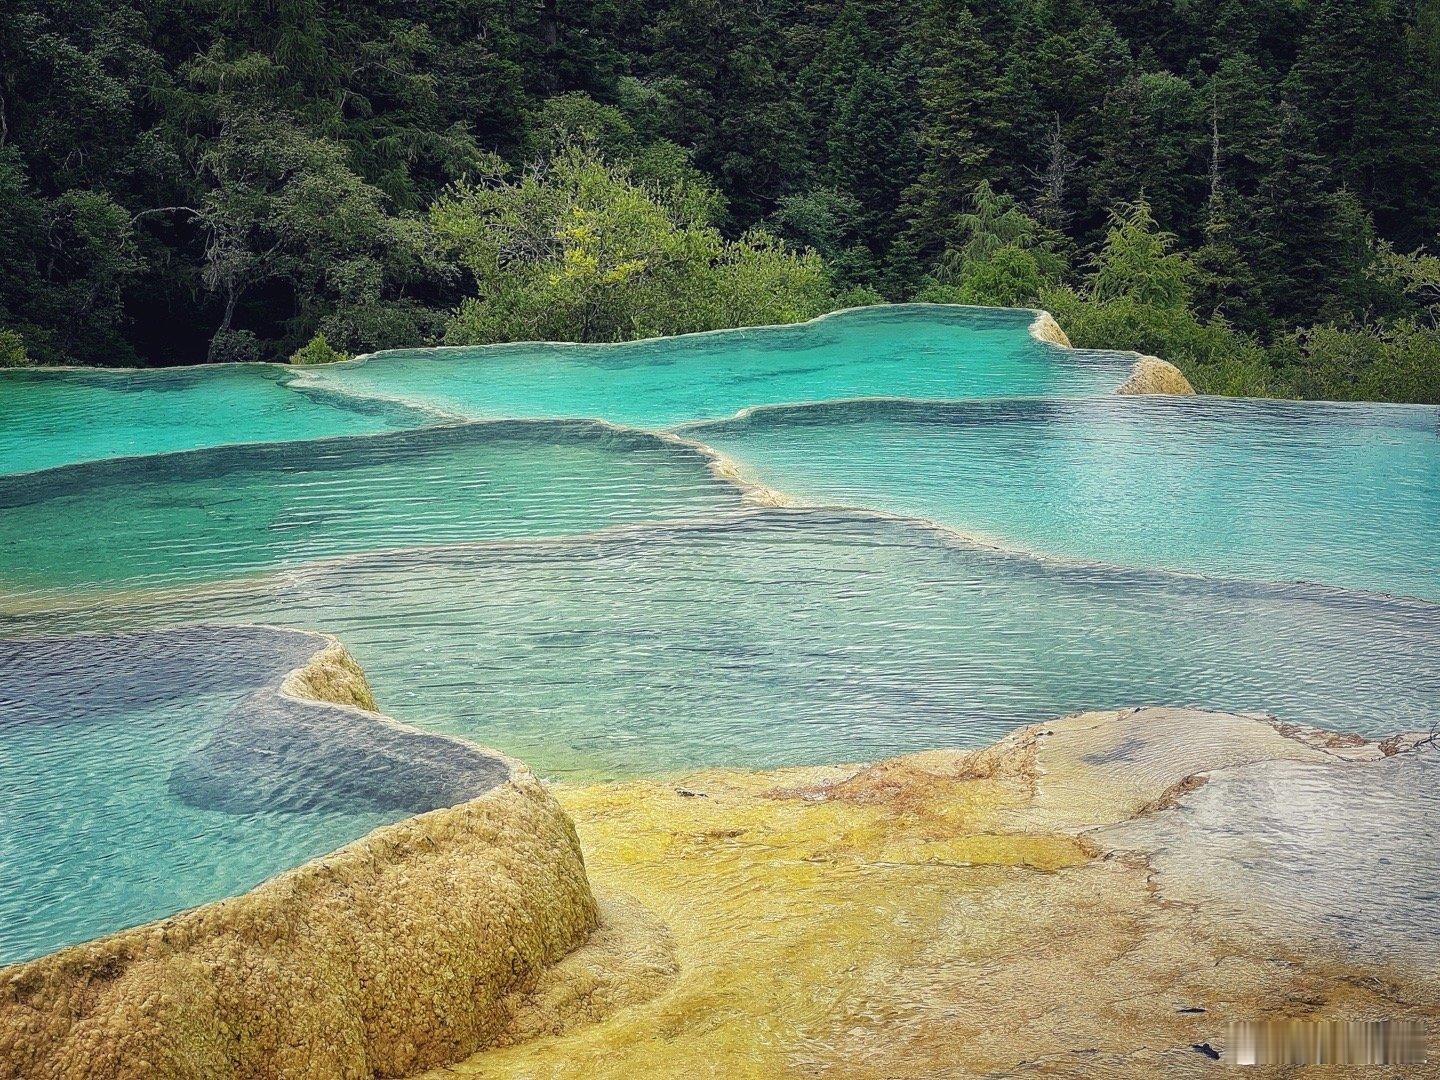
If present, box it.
[301,305,1134,425]
[690,397,1440,599]
[0,365,434,475]
[0,629,414,964]
[9,512,1438,780]
[0,422,738,591]
[1,304,1436,962]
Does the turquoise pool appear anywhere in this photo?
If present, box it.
[298,305,1134,427]
[0,306,1134,480]
[0,364,437,475]
[687,396,1440,600]
[1,304,1436,964]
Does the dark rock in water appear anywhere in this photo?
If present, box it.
[170,691,508,815]
[0,623,509,816]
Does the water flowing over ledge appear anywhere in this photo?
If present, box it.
[5,506,1437,781]
[679,395,1440,601]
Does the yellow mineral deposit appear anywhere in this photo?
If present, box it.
[428,709,1439,1078]
[1028,309,1074,349]
[1115,355,1197,396]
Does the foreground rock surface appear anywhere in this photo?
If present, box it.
[0,772,598,1080]
[430,707,1439,1078]
[4,681,1435,1078]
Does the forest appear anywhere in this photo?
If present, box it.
[1,0,1437,401]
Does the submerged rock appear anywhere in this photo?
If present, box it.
[168,694,511,815]
[169,642,509,816]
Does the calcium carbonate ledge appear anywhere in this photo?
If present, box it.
[0,632,617,1080]
[322,304,1194,411]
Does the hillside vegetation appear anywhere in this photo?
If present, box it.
[1,0,1437,400]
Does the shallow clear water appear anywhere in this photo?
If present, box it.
[301,305,1133,426]
[0,422,738,592]
[689,397,1440,600]
[1106,744,1440,966]
[9,511,1438,781]
[0,628,507,964]
[1,303,1436,963]
[0,365,435,475]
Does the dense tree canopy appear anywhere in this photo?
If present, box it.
[0,0,1437,399]
[431,149,837,342]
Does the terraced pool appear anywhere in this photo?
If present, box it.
[1,304,1436,964]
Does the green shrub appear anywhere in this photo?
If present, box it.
[834,284,886,310]
[207,328,261,364]
[1268,323,1440,403]
[0,328,28,367]
[916,244,1055,309]
[289,332,349,366]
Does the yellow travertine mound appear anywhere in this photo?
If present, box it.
[6,675,1435,1078]
[0,643,602,1080]
[0,771,598,1080]
[280,640,379,712]
[1116,355,1197,396]
[1028,311,1193,396]
[1029,310,1073,348]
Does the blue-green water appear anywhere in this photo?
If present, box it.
[0,422,738,592]
[1,304,1436,964]
[298,305,1134,427]
[13,511,1437,781]
[0,628,506,964]
[0,365,436,475]
[0,307,1132,478]
[687,397,1440,600]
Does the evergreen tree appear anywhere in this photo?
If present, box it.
[1285,0,1440,243]
[1088,72,1208,243]
[901,0,1004,259]
[1242,105,1375,331]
